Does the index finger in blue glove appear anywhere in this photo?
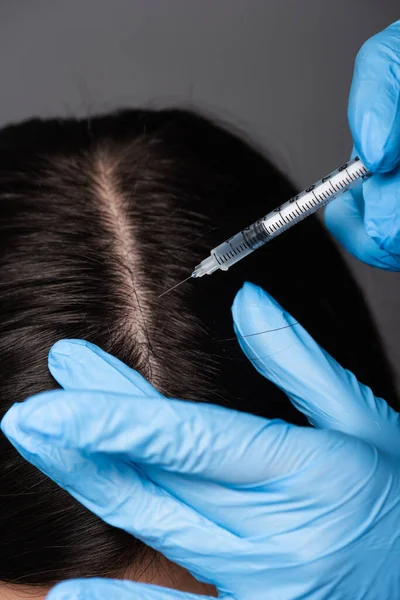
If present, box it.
[47,578,217,600]
[2,385,307,484]
[232,282,400,456]
[349,19,400,172]
[1,403,238,575]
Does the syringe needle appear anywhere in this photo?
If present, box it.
[158,274,193,298]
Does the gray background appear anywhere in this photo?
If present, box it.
[2,1,400,385]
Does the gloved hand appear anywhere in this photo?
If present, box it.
[325,19,400,270]
[2,282,400,600]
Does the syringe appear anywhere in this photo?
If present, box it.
[192,156,371,278]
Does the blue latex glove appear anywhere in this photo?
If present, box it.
[2,282,400,600]
[325,19,400,270]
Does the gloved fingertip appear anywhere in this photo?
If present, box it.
[232,282,282,326]
[2,390,65,443]
[48,339,100,376]
[46,580,83,600]
[356,140,399,174]
[48,342,82,380]
[50,339,87,359]
[0,402,23,441]
[232,282,294,352]
[351,104,400,173]
[354,113,383,172]
[233,281,280,306]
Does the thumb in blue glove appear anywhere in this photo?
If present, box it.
[325,20,400,269]
[2,282,400,600]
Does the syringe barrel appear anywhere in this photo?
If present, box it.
[211,220,269,271]
[193,157,371,278]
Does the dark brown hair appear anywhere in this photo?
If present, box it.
[0,108,396,586]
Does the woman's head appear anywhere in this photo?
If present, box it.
[0,108,396,593]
